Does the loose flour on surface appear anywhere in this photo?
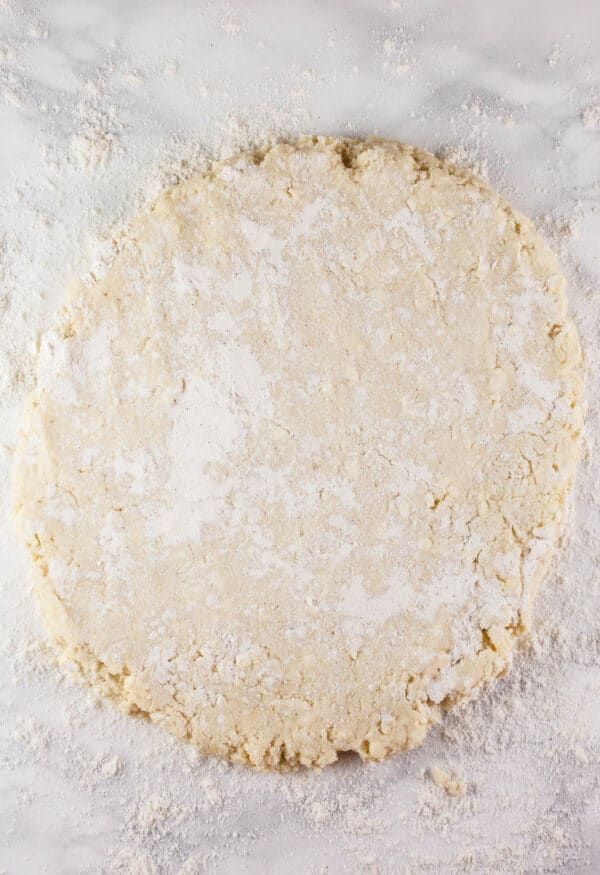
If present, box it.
[1,0,599,872]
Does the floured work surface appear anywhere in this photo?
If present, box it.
[12,137,582,769]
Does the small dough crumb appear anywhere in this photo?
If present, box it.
[429,766,466,797]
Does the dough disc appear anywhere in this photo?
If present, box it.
[13,138,583,769]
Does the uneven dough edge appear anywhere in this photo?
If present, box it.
[21,542,564,770]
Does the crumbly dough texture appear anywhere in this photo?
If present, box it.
[13,137,582,770]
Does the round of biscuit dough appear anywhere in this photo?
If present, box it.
[13,138,582,769]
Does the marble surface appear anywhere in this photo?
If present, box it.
[1,1,599,873]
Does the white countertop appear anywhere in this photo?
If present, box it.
[1,1,599,872]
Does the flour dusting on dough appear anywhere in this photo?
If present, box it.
[12,138,582,770]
